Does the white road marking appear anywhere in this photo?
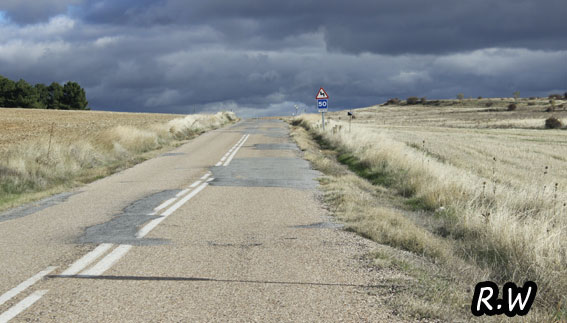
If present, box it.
[80,245,132,276]
[215,162,222,166]
[0,290,48,323]
[175,189,190,198]
[200,173,211,181]
[189,180,201,188]
[224,134,249,166]
[0,266,57,307]
[60,244,113,276]
[154,197,177,212]
[161,182,209,217]
[136,217,166,238]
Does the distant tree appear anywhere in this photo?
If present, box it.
[47,82,64,109]
[61,81,88,110]
[34,84,49,109]
[0,76,16,107]
[406,96,420,105]
[457,93,464,101]
[0,74,88,110]
[14,79,39,108]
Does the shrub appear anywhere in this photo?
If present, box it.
[564,92,567,99]
[527,102,536,106]
[485,102,493,107]
[420,97,427,104]
[406,97,420,105]
[477,96,483,99]
[549,94,563,100]
[545,117,562,129]
[385,98,400,105]
[507,103,517,111]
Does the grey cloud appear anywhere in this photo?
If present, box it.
[0,1,566,118]
[0,0,79,24]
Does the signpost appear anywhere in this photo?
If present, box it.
[316,87,329,130]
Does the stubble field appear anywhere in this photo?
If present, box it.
[0,108,180,153]
[0,108,236,210]
[292,97,567,320]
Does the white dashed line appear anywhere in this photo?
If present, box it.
[60,244,113,276]
[136,217,166,239]
[224,134,249,166]
[189,180,201,188]
[161,182,210,217]
[80,245,133,276]
[154,197,177,212]
[0,290,48,323]
[0,266,57,307]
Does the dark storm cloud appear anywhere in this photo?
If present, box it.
[76,0,567,54]
[0,1,566,117]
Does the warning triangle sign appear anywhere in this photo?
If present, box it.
[316,87,329,99]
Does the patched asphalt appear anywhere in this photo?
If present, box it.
[0,191,80,223]
[78,190,180,246]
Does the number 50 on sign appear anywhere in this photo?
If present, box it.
[318,99,328,111]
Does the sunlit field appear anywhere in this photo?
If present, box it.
[293,97,567,317]
[0,108,237,210]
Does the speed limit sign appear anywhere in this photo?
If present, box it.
[317,99,328,112]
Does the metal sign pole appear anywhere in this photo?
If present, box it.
[322,111,325,130]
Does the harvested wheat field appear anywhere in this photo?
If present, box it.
[291,97,567,320]
[0,108,237,210]
[0,108,181,153]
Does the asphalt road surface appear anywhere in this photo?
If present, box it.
[0,119,401,322]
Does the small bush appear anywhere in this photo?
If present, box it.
[529,97,537,100]
[420,97,427,104]
[545,107,554,112]
[545,117,562,129]
[385,98,400,105]
[527,102,536,106]
[507,103,517,111]
[485,102,493,107]
[549,94,563,100]
[406,97,420,105]
[477,96,483,99]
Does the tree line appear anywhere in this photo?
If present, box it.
[0,74,88,110]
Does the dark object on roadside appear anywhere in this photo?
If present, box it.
[564,92,567,99]
[406,97,420,105]
[529,97,537,100]
[527,102,536,106]
[549,94,563,100]
[485,102,494,107]
[477,96,483,99]
[507,103,517,111]
[347,111,355,119]
[545,107,554,112]
[545,117,562,129]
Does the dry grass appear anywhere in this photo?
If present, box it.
[0,108,237,210]
[290,97,567,320]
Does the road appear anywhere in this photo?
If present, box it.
[0,119,400,322]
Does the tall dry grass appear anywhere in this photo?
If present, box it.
[0,112,236,208]
[294,115,566,314]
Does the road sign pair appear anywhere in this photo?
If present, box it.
[316,88,329,112]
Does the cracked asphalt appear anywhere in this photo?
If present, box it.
[0,119,403,322]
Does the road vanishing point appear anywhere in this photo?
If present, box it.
[0,119,401,322]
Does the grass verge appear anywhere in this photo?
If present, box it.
[0,112,237,211]
[289,117,564,322]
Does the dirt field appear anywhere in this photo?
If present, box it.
[0,108,182,152]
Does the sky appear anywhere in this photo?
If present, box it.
[0,0,566,117]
